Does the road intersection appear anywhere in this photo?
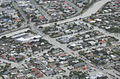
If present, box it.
[1,0,120,79]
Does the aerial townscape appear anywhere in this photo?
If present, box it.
[0,0,120,79]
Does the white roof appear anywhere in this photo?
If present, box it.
[95,18,102,21]
[16,35,41,42]
[71,44,76,46]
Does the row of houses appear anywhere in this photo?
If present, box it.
[0,0,24,33]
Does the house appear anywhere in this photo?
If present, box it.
[74,62,85,68]
[88,41,96,46]
[0,0,11,5]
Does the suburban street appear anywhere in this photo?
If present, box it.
[29,0,52,21]
[65,0,82,16]
[41,0,111,27]
[0,0,111,37]
[40,31,119,79]
[29,21,120,78]
[1,0,120,79]
[12,0,28,23]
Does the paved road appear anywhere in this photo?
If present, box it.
[0,58,19,68]
[65,0,82,15]
[0,27,30,38]
[32,18,120,78]
[97,12,120,16]
[0,0,111,38]
[1,0,120,78]
[94,26,120,41]
[29,0,52,21]
[41,0,111,27]
[72,20,120,42]
[12,0,28,23]
[40,32,118,79]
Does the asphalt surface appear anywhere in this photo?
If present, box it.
[1,0,120,78]
[0,0,111,37]
[65,0,82,16]
[12,0,28,23]
[29,0,52,21]
[41,0,111,27]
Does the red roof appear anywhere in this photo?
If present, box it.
[114,0,119,3]
[31,68,38,71]
[65,6,72,10]
[24,44,31,46]
[82,67,86,70]
[33,71,40,74]
[9,57,15,60]
[48,9,56,12]
[37,73,43,78]
[99,40,105,43]
[88,19,94,22]
[64,2,67,4]
[60,53,66,57]
[16,19,22,21]
[38,16,44,19]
